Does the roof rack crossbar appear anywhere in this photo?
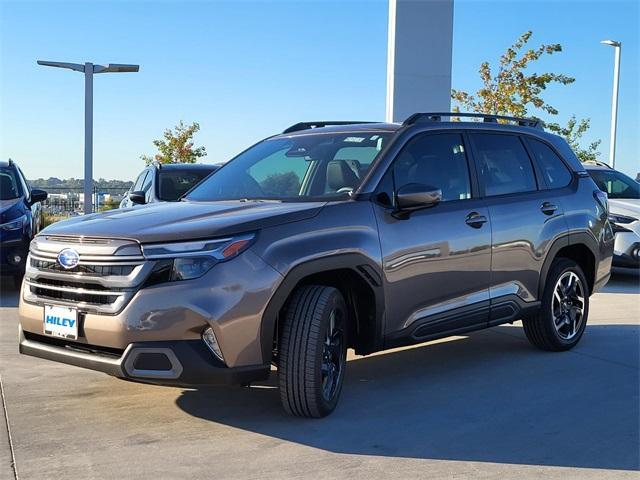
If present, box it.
[282,121,375,134]
[403,112,543,129]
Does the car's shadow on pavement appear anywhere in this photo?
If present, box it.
[602,272,640,294]
[176,323,639,471]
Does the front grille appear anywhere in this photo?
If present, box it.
[23,235,152,314]
[28,283,120,306]
[30,258,136,276]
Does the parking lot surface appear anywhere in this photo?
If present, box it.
[1,275,638,480]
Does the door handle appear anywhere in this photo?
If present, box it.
[465,212,487,228]
[541,202,558,215]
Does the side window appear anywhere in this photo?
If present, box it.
[141,170,154,201]
[392,133,472,202]
[471,133,537,197]
[17,168,31,199]
[133,170,148,191]
[527,138,572,188]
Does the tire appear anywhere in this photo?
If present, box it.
[523,258,590,351]
[278,285,348,418]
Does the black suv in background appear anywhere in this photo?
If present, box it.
[120,162,219,208]
[1,159,47,285]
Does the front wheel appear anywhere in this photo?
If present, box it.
[278,285,348,418]
[523,258,589,351]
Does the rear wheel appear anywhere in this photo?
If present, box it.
[523,258,589,351]
[278,285,348,418]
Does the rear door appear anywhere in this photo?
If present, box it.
[468,132,569,323]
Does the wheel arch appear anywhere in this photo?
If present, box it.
[539,232,598,299]
[260,253,385,363]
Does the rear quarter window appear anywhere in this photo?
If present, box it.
[527,138,572,188]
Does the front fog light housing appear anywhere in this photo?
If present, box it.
[8,252,22,265]
[202,327,225,363]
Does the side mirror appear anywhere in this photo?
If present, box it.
[29,189,48,205]
[128,191,146,205]
[395,183,442,212]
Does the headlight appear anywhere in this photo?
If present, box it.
[142,233,255,285]
[608,214,637,234]
[1,214,26,231]
[608,214,637,225]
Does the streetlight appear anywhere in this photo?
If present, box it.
[37,61,139,214]
[600,40,621,169]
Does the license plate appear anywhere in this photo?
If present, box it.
[44,305,78,340]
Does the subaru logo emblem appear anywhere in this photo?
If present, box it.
[57,248,80,269]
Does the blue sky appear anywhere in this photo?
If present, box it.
[1,0,638,180]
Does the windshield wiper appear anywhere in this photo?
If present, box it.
[238,198,282,203]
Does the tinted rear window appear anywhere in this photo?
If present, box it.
[158,169,214,201]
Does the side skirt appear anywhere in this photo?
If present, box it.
[384,295,540,350]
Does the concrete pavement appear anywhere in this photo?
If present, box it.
[1,275,638,479]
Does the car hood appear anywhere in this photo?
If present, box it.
[0,198,22,213]
[40,200,326,244]
[608,198,640,219]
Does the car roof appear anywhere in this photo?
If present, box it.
[0,159,14,168]
[583,164,616,172]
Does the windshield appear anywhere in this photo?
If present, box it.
[158,169,215,201]
[588,169,640,199]
[186,131,392,202]
[0,167,22,200]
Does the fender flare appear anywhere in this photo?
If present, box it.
[538,231,599,299]
[259,253,385,363]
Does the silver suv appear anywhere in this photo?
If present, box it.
[19,113,614,417]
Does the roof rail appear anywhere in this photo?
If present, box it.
[151,160,162,169]
[403,112,543,129]
[282,121,375,134]
[583,160,612,169]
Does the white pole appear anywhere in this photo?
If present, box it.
[609,44,621,169]
[385,0,397,123]
[84,63,94,215]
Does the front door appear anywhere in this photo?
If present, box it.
[374,132,492,343]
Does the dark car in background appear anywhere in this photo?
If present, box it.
[0,159,47,286]
[120,162,220,208]
[585,162,640,271]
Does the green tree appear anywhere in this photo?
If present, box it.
[141,121,207,164]
[451,31,600,161]
[546,116,601,163]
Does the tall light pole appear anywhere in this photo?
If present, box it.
[600,40,621,169]
[37,61,139,214]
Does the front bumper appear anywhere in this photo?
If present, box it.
[612,229,640,268]
[19,325,270,386]
[19,249,283,369]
